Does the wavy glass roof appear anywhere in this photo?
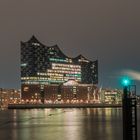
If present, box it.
[22,35,94,62]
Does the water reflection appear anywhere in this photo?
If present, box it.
[0,108,139,140]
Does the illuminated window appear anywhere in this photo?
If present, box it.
[23,87,29,92]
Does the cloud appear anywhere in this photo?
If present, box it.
[122,70,140,81]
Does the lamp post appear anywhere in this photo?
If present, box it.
[122,78,137,140]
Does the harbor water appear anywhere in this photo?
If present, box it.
[0,108,140,140]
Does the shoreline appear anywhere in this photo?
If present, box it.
[8,103,122,109]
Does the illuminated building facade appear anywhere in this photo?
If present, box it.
[21,36,98,102]
[0,88,21,106]
[21,82,99,104]
[99,89,123,104]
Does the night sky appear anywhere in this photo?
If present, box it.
[0,1,140,93]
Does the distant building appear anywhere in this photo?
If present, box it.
[0,88,21,106]
[99,89,123,104]
[21,36,98,102]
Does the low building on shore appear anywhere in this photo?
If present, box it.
[99,88,123,104]
[0,88,21,106]
[21,80,99,104]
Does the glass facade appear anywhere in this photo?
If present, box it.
[21,36,98,85]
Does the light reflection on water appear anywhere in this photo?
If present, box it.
[0,108,139,140]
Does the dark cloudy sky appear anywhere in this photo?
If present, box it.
[0,0,140,92]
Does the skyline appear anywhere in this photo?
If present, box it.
[0,1,140,93]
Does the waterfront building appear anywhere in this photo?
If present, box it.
[21,36,98,102]
[0,88,21,106]
[21,80,99,104]
[99,89,123,104]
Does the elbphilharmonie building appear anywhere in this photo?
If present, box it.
[21,36,98,103]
